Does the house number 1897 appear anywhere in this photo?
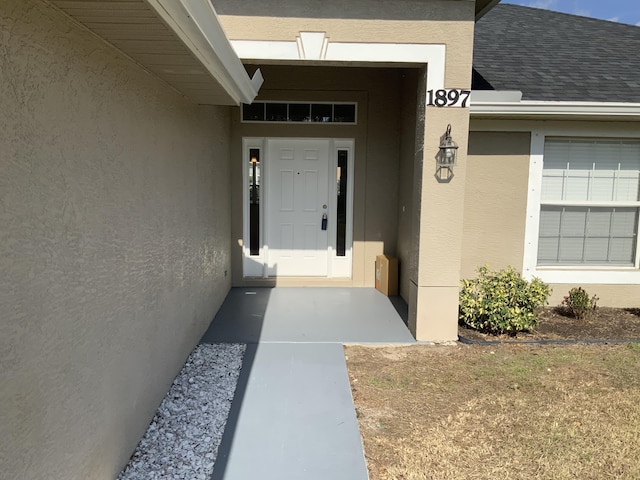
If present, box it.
[427,89,471,108]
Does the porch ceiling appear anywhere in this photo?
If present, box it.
[50,0,262,105]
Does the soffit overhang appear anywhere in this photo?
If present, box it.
[469,91,640,121]
[470,101,640,122]
[50,0,263,105]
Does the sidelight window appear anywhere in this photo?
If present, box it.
[336,150,349,257]
[248,148,261,256]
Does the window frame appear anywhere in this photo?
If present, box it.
[523,131,640,284]
[242,138,266,277]
[330,140,355,278]
[241,101,358,125]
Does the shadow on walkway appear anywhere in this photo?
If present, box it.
[200,287,414,480]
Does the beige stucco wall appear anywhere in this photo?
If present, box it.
[396,69,421,302]
[215,0,475,341]
[0,2,232,479]
[467,121,640,309]
[547,285,640,307]
[461,131,532,278]
[229,66,404,287]
[412,105,471,341]
[214,0,474,87]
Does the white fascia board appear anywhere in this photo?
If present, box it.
[231,38,446,91]
[471,99,640,117]
[145,0,262,105]
[471,90,523,103]
[232,40,301,62]
[327,43,445,91]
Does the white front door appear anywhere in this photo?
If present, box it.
[266,138,330,276]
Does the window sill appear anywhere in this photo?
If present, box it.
[527,267,640,284]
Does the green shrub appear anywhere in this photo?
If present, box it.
[459,265,551,335]
[562,287,598,320]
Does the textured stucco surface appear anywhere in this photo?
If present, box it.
[0,2,232,479]
[396,69,421,303]
[215,0,475,341]
[411,106,471,341]
[214,0,475,87]
[463,126,640,309]
[547,284,640,307]
[461,131,531,278]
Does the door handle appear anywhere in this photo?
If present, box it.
[321,213,328,230]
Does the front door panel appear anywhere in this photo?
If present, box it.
[267,139,329,276]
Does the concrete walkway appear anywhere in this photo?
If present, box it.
[200,287,415,480]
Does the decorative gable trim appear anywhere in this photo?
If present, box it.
[230,33,446,91]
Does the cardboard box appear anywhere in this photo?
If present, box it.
[375,254,398,296]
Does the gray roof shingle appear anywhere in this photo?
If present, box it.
[473,4,640,102]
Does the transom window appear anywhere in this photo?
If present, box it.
[537,138,640,267]
[242,102,357,124]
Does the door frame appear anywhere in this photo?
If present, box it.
[242,137,355,278]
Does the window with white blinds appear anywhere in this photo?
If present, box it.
[537,138,640,266]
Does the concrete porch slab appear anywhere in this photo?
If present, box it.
[200,287,415,344]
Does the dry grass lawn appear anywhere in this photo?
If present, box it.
[345,344,640,480]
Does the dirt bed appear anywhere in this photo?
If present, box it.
[459,306,640,342]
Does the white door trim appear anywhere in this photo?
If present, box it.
[242,138,266,277]
[329,139,355,278]
[242,137,355,278]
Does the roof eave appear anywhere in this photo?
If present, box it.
[470,99,640,120]
[145,0,262,105]
[50,0,262,106]
[475,0,501,21]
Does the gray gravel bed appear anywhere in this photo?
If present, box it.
[118,343,245,480]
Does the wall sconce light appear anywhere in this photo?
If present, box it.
[435,124,458,182]
[438,124,458,166]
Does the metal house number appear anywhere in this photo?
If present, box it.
[427,89,471,108]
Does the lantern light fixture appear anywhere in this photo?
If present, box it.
[437,124,458,167]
